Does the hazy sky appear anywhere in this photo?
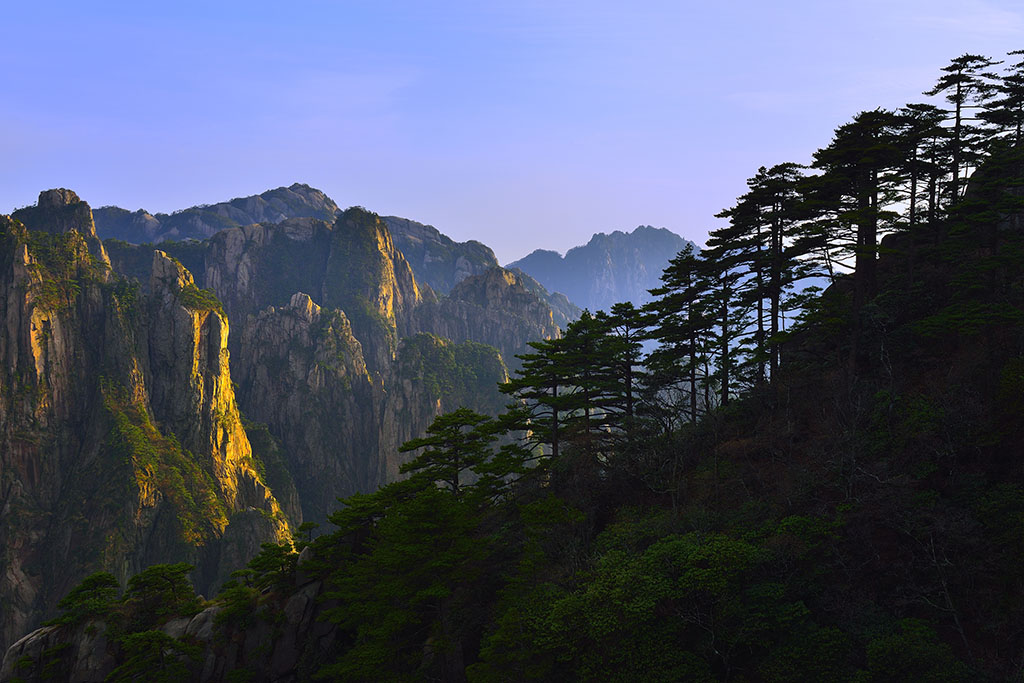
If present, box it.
[3,1,1023,263]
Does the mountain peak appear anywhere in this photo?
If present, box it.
[507,225,692,311]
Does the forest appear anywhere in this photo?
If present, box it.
[13,50,1024,682]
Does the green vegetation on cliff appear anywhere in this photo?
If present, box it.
[398,333,508,409]
[176,282,225,317]
[0,218,109,311]
[103,385,230,545]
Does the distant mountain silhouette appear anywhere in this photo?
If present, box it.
[506,225,693,312]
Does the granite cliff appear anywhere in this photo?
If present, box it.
[381,215,499,294]
[93,185,503,299]
[0,192,291,652]
[413,267,564,369]
[106,206,530,529]
[0,189,567,653]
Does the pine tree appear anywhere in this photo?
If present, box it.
[501,336,573,459]
[646,243,716,422]
[710,163,813,382]
[399,408,496,499]
[811,109,905,308]
[925,53,1002,203]
[596,302,650,451]
[981,50,1024,146]
[896,104,949,234]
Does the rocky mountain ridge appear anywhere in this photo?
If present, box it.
[93,184,340,243]
[93,185,502,297]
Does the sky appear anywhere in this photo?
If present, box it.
[2,1,1023,264]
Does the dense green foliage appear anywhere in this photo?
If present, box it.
[177,281,226,316]
[43,572,121,627]
[398,333,508,408]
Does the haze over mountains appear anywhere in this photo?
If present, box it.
[92,183,690,316]
[9,45,1024,682]
[0,187,541,651]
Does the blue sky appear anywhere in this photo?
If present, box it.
[2,1,1023,263]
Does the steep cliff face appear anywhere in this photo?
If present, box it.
[383,215,499,294]
[322,208,426,372]
[146,251,289,535]
[0,195,290,652]
[507,225,693,312]
[198,209,428,373]
[12,189,110,266]
[414,267,562,368]
[507,269,581,329]
[235,293,379,525]
[99,201,559,531]
[93,183,340,243]
[202,218,334,326]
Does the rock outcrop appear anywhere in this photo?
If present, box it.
[203,218,334,326]
[413,267,563,368]
[236,293,379,524]
[234,294,509,526]
[321,208,427,372]
[0,196,290,652]
[12,188,110,266]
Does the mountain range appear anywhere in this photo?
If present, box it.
[92,184,687,317]
[0,186,584,652]
[0,183,685,653]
